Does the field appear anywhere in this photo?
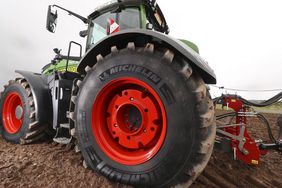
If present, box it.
[0,110,281,188]
[216,101,282,114]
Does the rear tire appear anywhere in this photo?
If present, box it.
[0,78,47,144]
[75,43,216,187]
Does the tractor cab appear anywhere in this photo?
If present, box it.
[44,0,169,74]
[86,0,169,49]
[44,0,198,75]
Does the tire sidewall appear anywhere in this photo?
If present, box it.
[0,83,30,143]
[76,51,198,185]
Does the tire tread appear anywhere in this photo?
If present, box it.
[0,79,49,144]
[75,42,216,188]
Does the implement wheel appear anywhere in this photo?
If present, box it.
[75,43,216,187]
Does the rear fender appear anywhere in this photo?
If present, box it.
[15,70,53,124]
[77,29,216,84]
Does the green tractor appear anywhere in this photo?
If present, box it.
[0,0,216,187]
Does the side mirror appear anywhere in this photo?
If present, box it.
[46,5,58,33]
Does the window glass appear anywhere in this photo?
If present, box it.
[88,8,140,45]
[90,12,116,44]
[119,8,140,30]
[92,24,107,44]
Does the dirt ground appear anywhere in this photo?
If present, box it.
[0,111,281,188]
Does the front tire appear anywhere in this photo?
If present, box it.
[75,43,216,187]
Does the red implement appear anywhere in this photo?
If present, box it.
[220,96,262,165]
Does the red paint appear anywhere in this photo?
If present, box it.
[2,92,23,134]
[107,18,120,35]
[222,96,261,165]
[92,77,167,165]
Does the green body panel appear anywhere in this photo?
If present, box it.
[140,5,147,29]
[42,59,79,75]
[180,39,199,54]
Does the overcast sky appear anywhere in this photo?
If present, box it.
[0,0,282,100]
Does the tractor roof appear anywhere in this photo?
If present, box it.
[89,0,152,19]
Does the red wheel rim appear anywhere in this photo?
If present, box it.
[2,92,24,134]
[92,77,167,165]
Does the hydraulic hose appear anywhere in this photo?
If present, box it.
[239,92,282,107]
[213,92,282,108]
[256,113,277,143]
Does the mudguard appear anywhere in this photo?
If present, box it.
[77,29,216,84]
[15,70,53,124]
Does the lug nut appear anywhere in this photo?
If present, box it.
[130,97,134,101]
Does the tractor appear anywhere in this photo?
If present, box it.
[0,1,217,187]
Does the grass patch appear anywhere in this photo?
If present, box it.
[216,102,282,114]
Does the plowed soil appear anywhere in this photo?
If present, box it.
[0,111,281,188]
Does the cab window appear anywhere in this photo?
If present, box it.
[88,8,140,46]
[119,8,140,30]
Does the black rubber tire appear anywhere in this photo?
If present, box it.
[74,43,216,187]
[0,78,47,144]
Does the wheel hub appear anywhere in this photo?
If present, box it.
[116,104,142,133]
[15,105,23,120]
[107,89,160,149]
[92,77,167,165]
[2,92,23,134]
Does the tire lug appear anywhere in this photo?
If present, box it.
[83,160,89,169]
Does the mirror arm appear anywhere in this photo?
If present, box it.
[52,4,88,24]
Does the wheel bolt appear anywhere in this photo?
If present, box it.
[114,124,118,127]
[143,129,147,133]
[130,97,134,101]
